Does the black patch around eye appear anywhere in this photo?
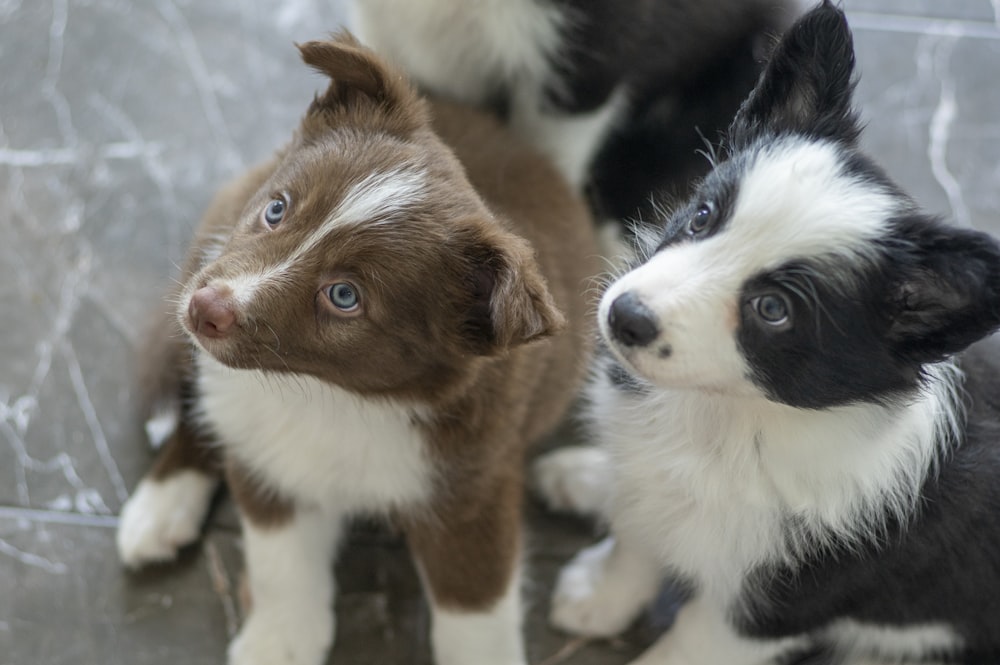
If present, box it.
[656,169,739,252]
[737,262,923,409]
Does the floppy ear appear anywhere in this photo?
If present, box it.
[296,31,427,133]
[729,1,860,148]
[462,229,567,354]
[888,221,1000,363]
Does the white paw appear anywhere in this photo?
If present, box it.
[228,608,333,665]
[116,471,217,568]
[532,446,612,517]
[144,404,179,450]
[550,538,641,638]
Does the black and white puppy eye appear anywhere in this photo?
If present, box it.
[751,294,791,326]
[327,282,360,313]
[262,196,288,227]
[688,203,714,235]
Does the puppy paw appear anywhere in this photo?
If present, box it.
[551,538,642,638]
[228,609,333,665]
[532,446,612,517]
[116,471,217,568]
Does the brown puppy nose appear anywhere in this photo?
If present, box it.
[188,286,236,339]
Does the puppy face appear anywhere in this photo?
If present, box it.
[601,2,1000,408]
[179,35,562,400]
[603,138,902,402]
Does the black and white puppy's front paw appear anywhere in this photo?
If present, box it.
[550,537,653,638]
[531,445,613,518]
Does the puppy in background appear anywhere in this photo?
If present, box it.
[116,34,598,665]
[535,3,1000,663]
[350,0,803,226]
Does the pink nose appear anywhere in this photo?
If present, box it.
[188,286,236,339]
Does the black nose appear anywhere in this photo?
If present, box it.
[608,292,659,347]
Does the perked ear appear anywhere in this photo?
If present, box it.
[889,221,1000,363]
[463,230,567,354]
[296,31,427,133]
[729,1,860,148]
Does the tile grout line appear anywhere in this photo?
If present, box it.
[0,505,119,529]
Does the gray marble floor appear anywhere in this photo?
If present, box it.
[1,1,999,664]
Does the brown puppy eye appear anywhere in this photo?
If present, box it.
[263,198,286,227]
[327,283,359,312]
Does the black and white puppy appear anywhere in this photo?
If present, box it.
[350,0,803,224]
[534,3,1000,664]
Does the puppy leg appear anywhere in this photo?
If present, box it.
[532,445,613,518]
[550,535,661,637]
[407,482,527,665]
[629,594,808,665]
[226,465,342,665]
[118,307,221,567]
[117,418,221,567]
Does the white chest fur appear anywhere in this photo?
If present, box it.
[196,354,435,513]
[588,362,958,606]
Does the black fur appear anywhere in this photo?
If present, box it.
[728,0,861,152]
[542,0,800,222]
[654,167,741,252]
[738,215,1000,410]
[736,339,1000,663]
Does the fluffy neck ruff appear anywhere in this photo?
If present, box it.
[591,358,964,592]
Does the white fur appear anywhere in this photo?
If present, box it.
[351,0,562,109]
[350,0,625,189]
[144,402,179,449]
[584,358,960,608]
[117,470,218,567]
[223,272,267,309]
[550,536,661,638]
[274,166,427,274]
[426,566,526,665]
[629,595,806,665]
[196,354,434,512]
[531,445,613,517]
[228,508,342,665]
[825,620,963,661]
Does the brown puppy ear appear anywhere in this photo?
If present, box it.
[464,228,567,354]
[296,30,427,133]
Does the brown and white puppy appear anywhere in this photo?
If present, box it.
[116,33,598,665]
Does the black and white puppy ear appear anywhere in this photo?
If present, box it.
[730,1,860,148]
[296,30,427,135]
[461,227,566,355]
[889,220,1000,363]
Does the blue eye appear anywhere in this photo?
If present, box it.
[263,198,286,226]
[752,294,790,326]
[327,282,359,311]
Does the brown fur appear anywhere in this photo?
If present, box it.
[132,31,598,648]
[225,460,295,529]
